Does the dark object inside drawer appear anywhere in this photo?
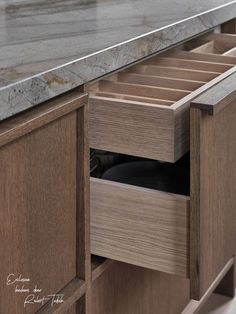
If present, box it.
[91,151,190,196]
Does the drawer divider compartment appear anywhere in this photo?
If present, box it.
[164,50,236,65]
[142,57,232,73]
[115,72,205,91]
[98,80,190,101]
[126,65,220,81]
[93,91,174,105]
[89,32,236,162]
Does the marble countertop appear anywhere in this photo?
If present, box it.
[0,0,236,120]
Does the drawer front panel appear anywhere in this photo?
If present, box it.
[0,113,77,314]
[91,178,190,277]
[0,92,88,314]
[90,97,175,162]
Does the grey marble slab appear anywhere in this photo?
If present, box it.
[0,0,236,120]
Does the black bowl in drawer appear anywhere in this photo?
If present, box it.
[102,159,189,196]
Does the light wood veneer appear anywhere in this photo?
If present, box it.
[89,33,236,162]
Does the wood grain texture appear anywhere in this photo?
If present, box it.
[164,50,236,65]
[94,91,174,106]
[127,64,220,81]
[185,32,236,51]
[194,33,236,56]
[190,108,201,300]
[76,103,90,281]
[190,99,236,299]
[76,103,91,314]
[90,178,190,277]
[221,18,236,34]
[88,32,236,162]
[91,256,114,282]
[116,72,204,91]
[182,258,234,314]
[89,66,236,162]
[0,111,78,314]
[206,33,236,45]
[215,261,235,298]
[89,96,177,162]
[174,103,190,161]
[171,67,236,161]
[37,279,86,314]
[64,306,77,314]
[99,80,189,101]
[191,71,236,115]
[223,47,236,56]
[144,57,232,73]
[0,92,89,313]
[91,261,190,314]
[0,91,87,148]
[190,40,233,55]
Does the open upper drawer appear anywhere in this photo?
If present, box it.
[88,33,236,162]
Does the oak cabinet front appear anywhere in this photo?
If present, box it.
[0,92,88,314]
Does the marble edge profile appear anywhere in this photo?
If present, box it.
[0,1,236,121]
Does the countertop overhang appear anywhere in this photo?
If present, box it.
[0,0,236,120]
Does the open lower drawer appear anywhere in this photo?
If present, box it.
[91,178,190,277]
[90,154,190,278]
[89,33,236,162]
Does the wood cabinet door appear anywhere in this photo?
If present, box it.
[190,70,236,300]
[0,92,89,314]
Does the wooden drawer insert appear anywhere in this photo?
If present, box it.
[89,33,236,162]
